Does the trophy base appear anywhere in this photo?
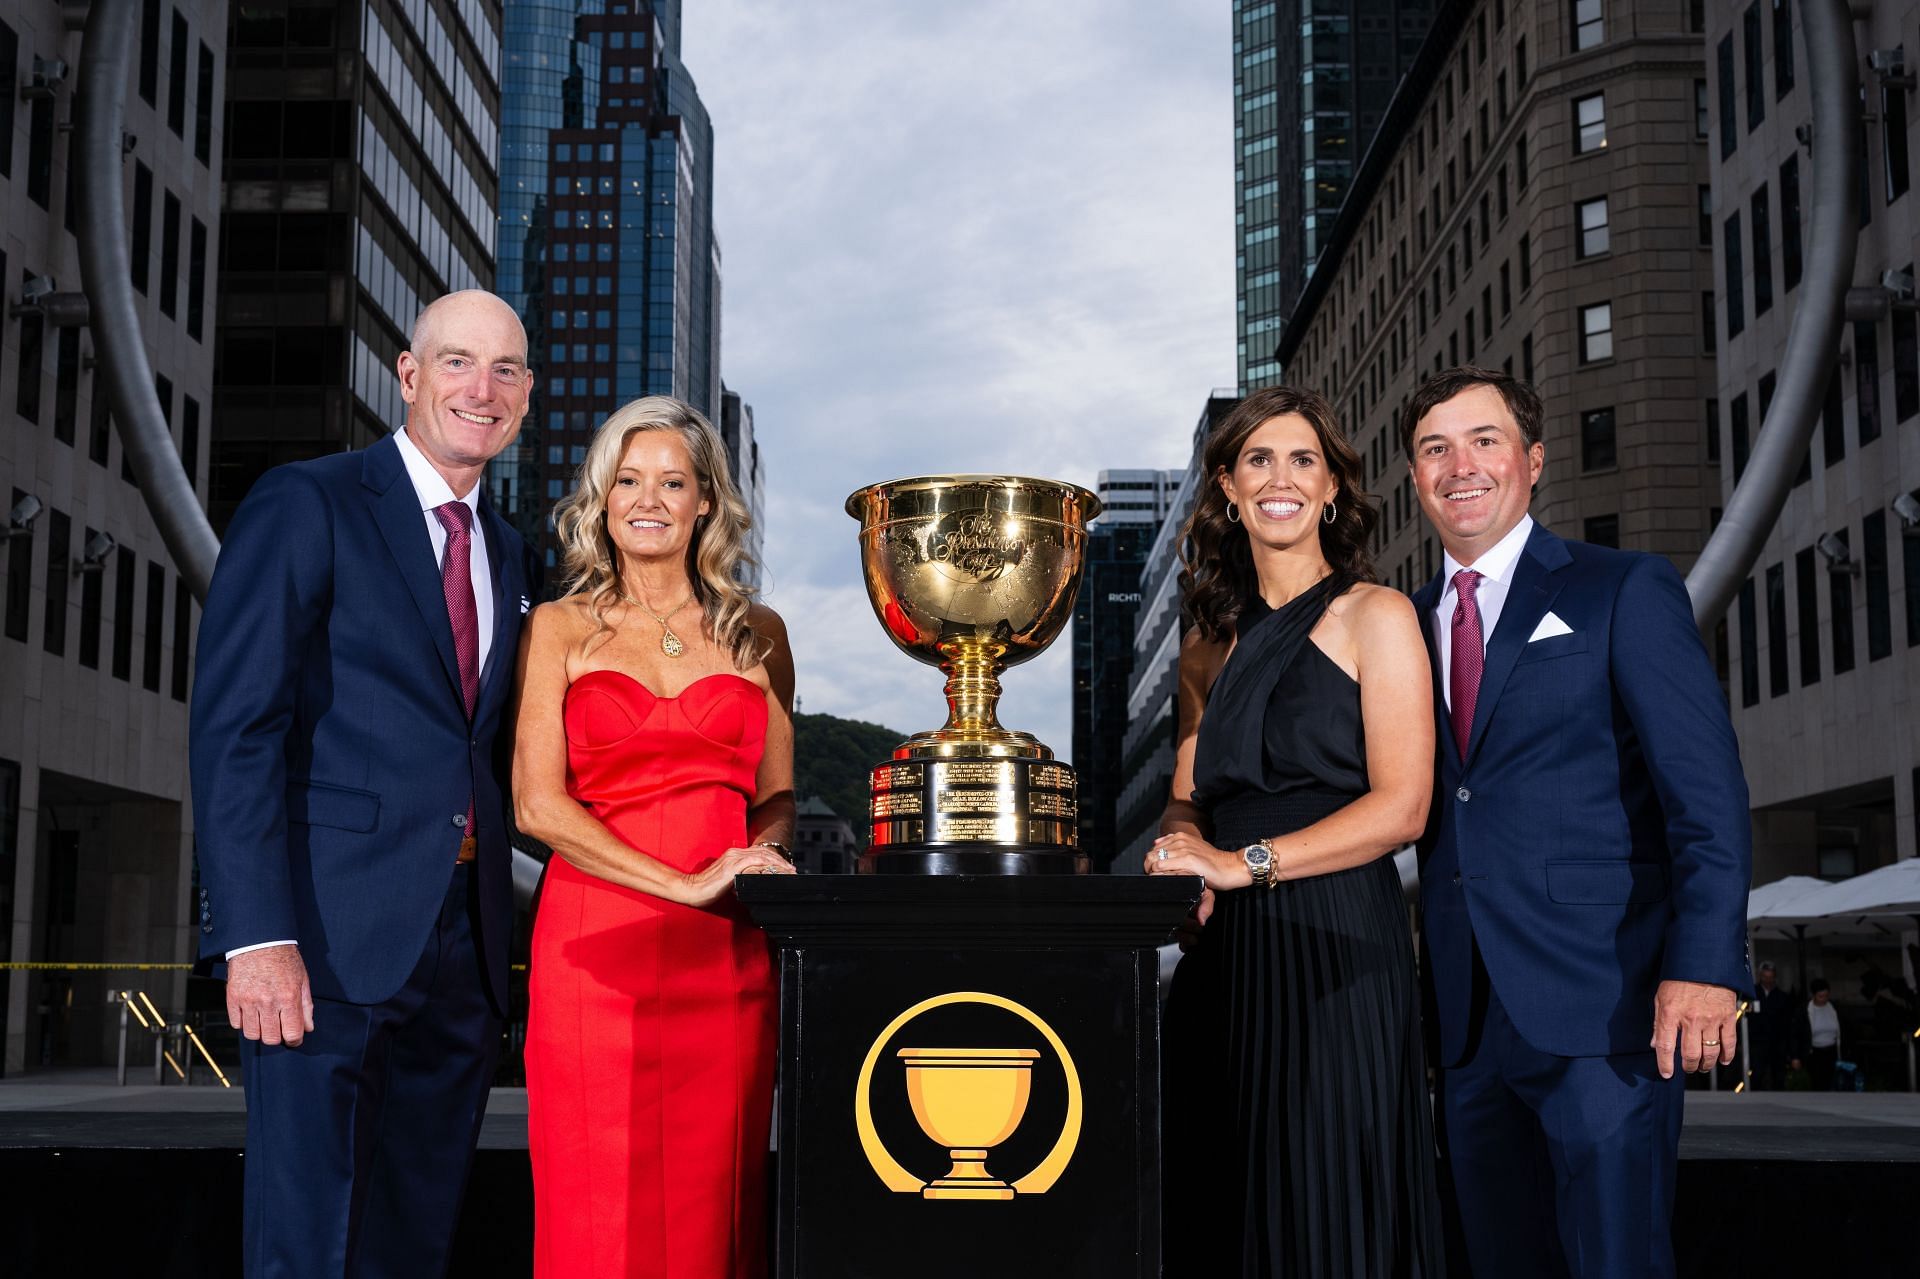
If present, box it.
[922,1182,1017,1201]
[857,848,1089,876]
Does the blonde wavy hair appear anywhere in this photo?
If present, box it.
[552,396,767,668]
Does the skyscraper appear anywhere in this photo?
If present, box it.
[1071,470,1181,865]
[490,0,726,561]
[1235,0,1433,392]
[212,0,501,529]
[719,385,765,589]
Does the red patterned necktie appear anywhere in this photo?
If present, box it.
[1449,569,1484,758]
[433,501,480,717]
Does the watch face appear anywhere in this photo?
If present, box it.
[1243,844,1272,868]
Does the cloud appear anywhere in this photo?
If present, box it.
[689,0,1234,761]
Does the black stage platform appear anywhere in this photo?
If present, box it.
[1,1083,1913,1276]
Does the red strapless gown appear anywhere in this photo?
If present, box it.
[527,670,775,1278]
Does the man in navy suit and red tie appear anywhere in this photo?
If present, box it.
[191,291,535,1274]
[1406,367,1751,1279]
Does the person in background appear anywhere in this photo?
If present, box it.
[1804,979,1842,1091]
[1748,962,1796,1090]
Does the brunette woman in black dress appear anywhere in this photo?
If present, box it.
[1148,386,1444,1277]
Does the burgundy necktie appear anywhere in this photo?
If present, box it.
[1449,569,1484,758]
[433,501,480,717]
[434,501,479,860]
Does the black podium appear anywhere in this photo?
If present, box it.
[736,874,1199,1279]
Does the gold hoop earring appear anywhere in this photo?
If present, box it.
[1226,502,1241,524]
[1323,500,1337,526]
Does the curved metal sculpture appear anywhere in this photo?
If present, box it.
[1686,0,1861,625]
[72,2,220,600]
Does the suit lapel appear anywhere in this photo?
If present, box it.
[476,500,519,714]
[1464,523,1572,765]
[1411,572,1461,770]
[364,438,464,705]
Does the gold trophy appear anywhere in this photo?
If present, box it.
[845,475,1101,873]
[897,1047,1042,1199]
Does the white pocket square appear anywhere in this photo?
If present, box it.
[519,595,531,615]
[1528,612,1573,641]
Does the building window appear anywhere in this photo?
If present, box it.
[1703,291,1717,353]
[1886,47,1911,202]
[0,19,15,180]
[1864,510,1891,660]
[1725,211,1745,339]
[78,526,103,668]
[181,395,200,490]
[5,488,33,642]
[42,508,69,657]
[1517,35,1528,85]
[1766,562,1789,697]
[1751,185,1773,316]
[1576,197,1609,257]
[1895,266,1920,421]
[143,561,165,691]
[1498,164,1509,219]
[195,41,214,165]
[15,272,42,423]
[1906,492,1920,647]
[1519,232,1532,291]
[1516,132,1529,188]
[1522,333,1534,382]
[1572,0,1604,51]
[1699,185,1713,246]
[1717,35,1737,159]
[1731,393,1750,480]
[139,0,159,104]
[1500,261,1512,318]
[187,219,207,341]
[1738,578,1759,707]
[160,192,181,318]
[1822,368,1846,466]
[1706,398,1721,462]
[1829,529,1856,674]
[1482,286,1493,338]
[171,576,192,701]
[26,89,52,209]
[132,164,153,295]
[167,9,188,136]
[1583,515,1619,548]
[89,371,111,466]
[1580,406,1617,471]
[1579,303,1614,362]
[53,328,79,445]
[1695,79,1710,139]
[1773,0,1795,98]
[112,545,134,679]
[1780,157,1802,290]
[1795,547,1820,686]
[1574,94,1606,153]
[1744,3,1766,131]
[1855,320,1881,444]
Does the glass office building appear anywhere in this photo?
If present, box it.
[213,0,501,528]
[1234,0,1432,390]
[490,0,726,559]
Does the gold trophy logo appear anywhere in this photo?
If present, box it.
[845,476,1101,873]
[855,992,1082,1201]
[897,1048,1042,1200]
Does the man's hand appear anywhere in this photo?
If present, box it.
[1652,979,1738,1078]
[227,946,315,1047]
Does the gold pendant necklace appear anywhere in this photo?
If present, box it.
[620,589,694,658]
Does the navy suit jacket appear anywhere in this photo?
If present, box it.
[190,435,532,1009]
[1414,523,1751,1064]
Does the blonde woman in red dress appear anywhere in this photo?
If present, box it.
[513,396,795,1277]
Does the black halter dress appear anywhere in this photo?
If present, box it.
[1162,577,1444,1278]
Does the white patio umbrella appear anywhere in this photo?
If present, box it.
[1783,857,1920,922]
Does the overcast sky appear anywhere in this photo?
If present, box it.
[686,0,1236,763]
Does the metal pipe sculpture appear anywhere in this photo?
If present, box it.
[72,1,220,601]
[1685,0,1861,625]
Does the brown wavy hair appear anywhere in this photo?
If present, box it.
[1178,386,1379,643]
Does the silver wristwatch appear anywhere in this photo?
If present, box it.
[1241,840,1275,889]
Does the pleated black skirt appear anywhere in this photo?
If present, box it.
[1163,792,1445,1278]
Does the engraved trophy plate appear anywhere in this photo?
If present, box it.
[847,476,1101,874]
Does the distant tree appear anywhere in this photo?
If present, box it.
[792,711,906,848]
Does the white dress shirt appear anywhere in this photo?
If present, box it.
[1432,515,1535,712]
[228,429,495,961]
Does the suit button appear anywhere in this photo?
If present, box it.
[201,924,213,934]
[1452,872,1462,885]
[1456,787,1471,802]
[453,814,468,828]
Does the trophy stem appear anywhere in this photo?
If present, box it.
[939,648,1005,737]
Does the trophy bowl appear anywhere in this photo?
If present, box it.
[897,1047,1042,1200]
[846,476,1101,873]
